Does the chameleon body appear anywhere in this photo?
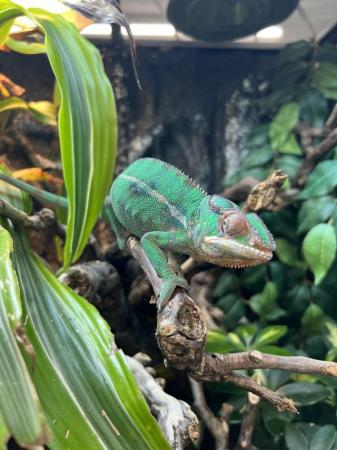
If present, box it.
[0,158,275,310]
[108,158,275,309]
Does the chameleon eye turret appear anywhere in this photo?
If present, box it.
[219,210,250,237]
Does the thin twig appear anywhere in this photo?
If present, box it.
[0,199,55,229]
[325,103,337,131]
[235,390,260,450]
[297,127,337,185]
[189,377,232,450]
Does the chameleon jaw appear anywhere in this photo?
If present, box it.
[202,235,273,266]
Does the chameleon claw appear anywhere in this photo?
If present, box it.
[157,275,189,311]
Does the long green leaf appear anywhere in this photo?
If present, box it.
[31,8,117,266]
[0,1,118,266]
[0,225,47,446]
[0,414,9,450]
[11,232,170,450]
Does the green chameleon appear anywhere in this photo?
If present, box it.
[0,158,275,310]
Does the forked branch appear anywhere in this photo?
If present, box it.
[127,237,337,417]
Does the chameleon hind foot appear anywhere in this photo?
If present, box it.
[157,274,189,311]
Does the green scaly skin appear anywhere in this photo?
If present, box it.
[0,158,275,310]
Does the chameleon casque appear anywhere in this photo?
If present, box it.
[0,158,275,310]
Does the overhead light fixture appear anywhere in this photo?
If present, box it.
[121,23,176,38]
[256,25,284,40]
[13,0,69,13]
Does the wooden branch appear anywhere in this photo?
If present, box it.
[0,200,55,229]
[127,357,199,450]
[297,127,337,185]
[194,351,337,378]
[235,390,260,450]
[192,370,298,414]
[189,377,232,450]
[126,237,337,418]
[325,103,337,130]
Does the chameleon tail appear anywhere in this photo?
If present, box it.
[0,173,69,209]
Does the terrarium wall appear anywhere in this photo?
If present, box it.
[0,39,276,194]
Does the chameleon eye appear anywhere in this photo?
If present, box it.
[221,211,248,237]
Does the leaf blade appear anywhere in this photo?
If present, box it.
[302,224,336,284]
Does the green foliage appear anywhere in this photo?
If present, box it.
[303,224,336,284]
[213,39,337,448]
[0,1,118,267]
[0,3,170,449]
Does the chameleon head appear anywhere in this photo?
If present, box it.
[194,195,275,268]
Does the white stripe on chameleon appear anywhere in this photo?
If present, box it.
[120,174,187,227]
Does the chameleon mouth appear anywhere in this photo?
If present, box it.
[202,236,273,265]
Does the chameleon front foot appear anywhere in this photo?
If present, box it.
[157,275,189,311]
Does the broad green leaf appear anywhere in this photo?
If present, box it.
[253,325,287,348]
[298,196,336,234]
[278,132,302,155]
[276,155,301,180]
[236,324,257,347]
[267,369,291,390]
[269,103,299,151]
[277,41,312,65]
[298,161,337,199]
[227,332,246,351]
[249,282,286,321]
[6,37,46,54]
[11,232,170,450]
[246,124,269,148]
[316,87,337,101]
[300,88,328,128]
[276,239,303,268]
[301,304,325,336]
[241,145,273,169]
[313,63,337,89]
[205,330,242,353]
[0,226,47,446]
[212,273,237,298]
[279,382,330,406]
[224,166,267,188]
[324,322,337,361]
[257,345,292,356]
[271,61,309,91]
[325,322,337,349]
[261,402,292,436]
[285,424,309,450]
[216,294,244,329]
[310,425,337,450]
[302,224,336,284]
